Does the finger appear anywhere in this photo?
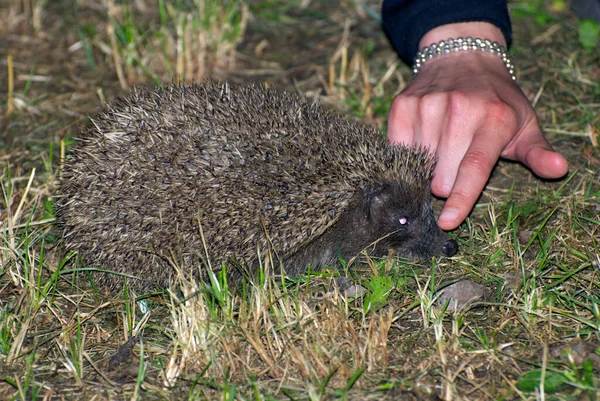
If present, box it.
[526,147,569,178]
[437,133,502,230]
[394,91,454,196]
[387,95,417,145]
[505,129,569,179]
[413,92,450,148]
[431,134,467,198]
[430,93,480,198]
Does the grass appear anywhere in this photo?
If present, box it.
[103,0,248,87]
[1,0,599,399]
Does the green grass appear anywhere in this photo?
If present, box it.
[100,0,248,86]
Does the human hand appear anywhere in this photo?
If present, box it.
[387,23,568,230]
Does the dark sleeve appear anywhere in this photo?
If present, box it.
[381,0,512,64]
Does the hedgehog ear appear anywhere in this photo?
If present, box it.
[365,186,390,219]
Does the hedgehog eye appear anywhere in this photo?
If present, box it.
[398,216,410,226]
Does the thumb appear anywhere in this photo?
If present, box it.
[507,130,569,179]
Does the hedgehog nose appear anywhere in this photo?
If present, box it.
[443,239,458,257]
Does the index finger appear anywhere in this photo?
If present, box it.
[436,132,504,230]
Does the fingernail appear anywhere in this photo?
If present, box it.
[439,207,459,224]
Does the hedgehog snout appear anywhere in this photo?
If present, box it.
[442,239,458,257]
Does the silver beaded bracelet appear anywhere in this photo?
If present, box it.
[412,37,516,81]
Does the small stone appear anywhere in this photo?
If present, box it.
[518,230,533,245]
[436,280,487,311]
[333,277,367,298]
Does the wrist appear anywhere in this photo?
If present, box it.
[413,37,515,81]
[419,22,507,48]
[412,50,516,86]
[414,23,514,81]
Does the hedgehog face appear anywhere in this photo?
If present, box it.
[347,184,458,259]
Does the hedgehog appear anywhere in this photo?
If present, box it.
[55,81,458,291]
